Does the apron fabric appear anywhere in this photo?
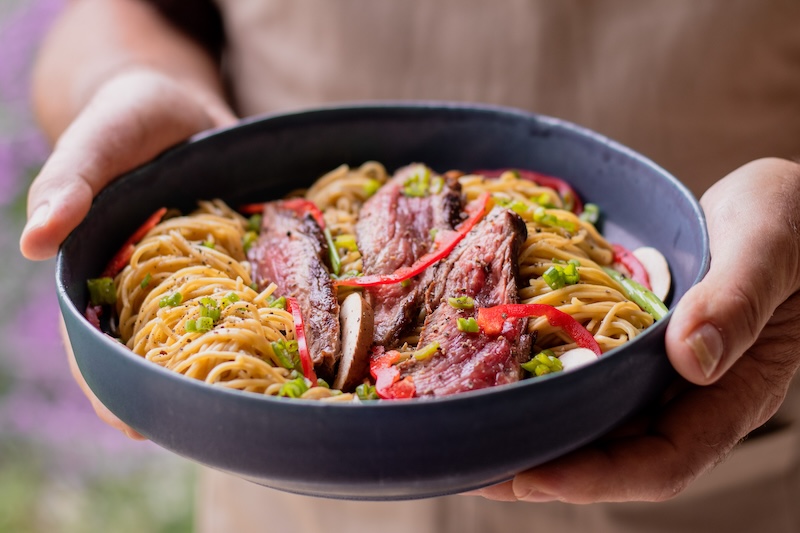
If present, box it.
[198,1,800,531]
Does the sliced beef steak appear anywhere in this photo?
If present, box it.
[356,165,462,348]
[401,207,529,397]
[248,202,340,377]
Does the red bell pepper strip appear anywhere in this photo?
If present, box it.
[369,347,416,399]
[612,244,651,290]
[239,203,265,215]
[479,168,584,215]
[240,199,326,229]
[102,207,168,278]
[335,192,492,287]
[286,297,318,385]
[476,303,601,356]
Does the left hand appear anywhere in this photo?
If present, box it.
[473,157,800,503]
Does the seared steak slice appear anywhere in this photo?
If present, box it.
[248,202,340,377]
[356,165,462,348]
[402,207,528,397]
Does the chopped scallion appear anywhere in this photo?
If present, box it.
[457,317,479,333]
[268,296,286,309]
[271,339,302,372]
[413,341,440,361]
[356,383,379,400]
[448,296,475,309]
[333,234,358,252]
[579,203,600,225]
[247,214,262,233]
[243,231,258,253]
[278,377,309,398]
[195,316,214,332]
[159,292,183,308]
[87,277,117,306]
[521,350,563,376]
[602,267,668,320]
[140,272,152,290]
[543,261,581,290]
[543,266,566,290]
[533,207,577,233]
[199,303,221,322]
[429,176,444,194]
[324,228,341,276]
[402,166,431,197]
[363,179,382,198]
[533,193,556,208]
[221,292,240,307]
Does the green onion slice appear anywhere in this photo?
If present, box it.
[457,317,479,333]
[448,296,475,309]
[355,383,379,400]
[323,228,341,276]
[87,277,117,306]
[603,267,668,320]
[579,203,600,225]
[412,341,440,361]
[159,292,183,308]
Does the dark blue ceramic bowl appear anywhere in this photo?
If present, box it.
[56,103,708,500]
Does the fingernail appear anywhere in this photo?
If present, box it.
[24,202,50,234]
[686,323,723,378]
[513,486,559,502]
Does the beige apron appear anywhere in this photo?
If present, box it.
[199,1,800,531]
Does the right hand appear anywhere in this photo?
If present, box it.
[21,68,237,437]
[20,67,236,260]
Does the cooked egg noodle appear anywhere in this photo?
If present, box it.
[114,199,350,401]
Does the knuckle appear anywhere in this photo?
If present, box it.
[727,282,764,346]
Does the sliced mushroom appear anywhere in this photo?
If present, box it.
[333,293,375,392]
[632,246,671,302]
[558,348,598,372]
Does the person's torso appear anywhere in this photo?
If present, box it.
[200,3,800,532]
[215,0,800,196]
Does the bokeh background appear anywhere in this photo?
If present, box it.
[0,2,195,531]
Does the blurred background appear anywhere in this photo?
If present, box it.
[0,1,195,531]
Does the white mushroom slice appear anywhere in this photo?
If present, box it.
[558,348,598,372]
[333,293,375,392]
[632,246,671,301]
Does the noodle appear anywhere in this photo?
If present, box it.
[460,172,653,354]
[103,163,658,400]
[113,201,349,400]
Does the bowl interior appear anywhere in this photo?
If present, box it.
[56,103,708,500]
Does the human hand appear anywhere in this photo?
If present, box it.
[473,157,800,503]
[20,68,236,260]
[22,68,236,438]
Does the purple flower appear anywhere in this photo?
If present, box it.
[0,0,65,204]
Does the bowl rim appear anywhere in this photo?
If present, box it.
[56,101,711,410]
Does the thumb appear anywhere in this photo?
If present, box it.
[20,69,236,260]
[666,157,800,384]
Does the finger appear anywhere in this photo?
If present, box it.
[512,376,756,503]
[59,315,146,440]
[666,158,800,385]
[20,69,236,260]
[462,480,520,502]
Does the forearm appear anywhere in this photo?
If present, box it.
[32,0,229,142]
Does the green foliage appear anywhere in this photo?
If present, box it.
[0,440,194,533]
